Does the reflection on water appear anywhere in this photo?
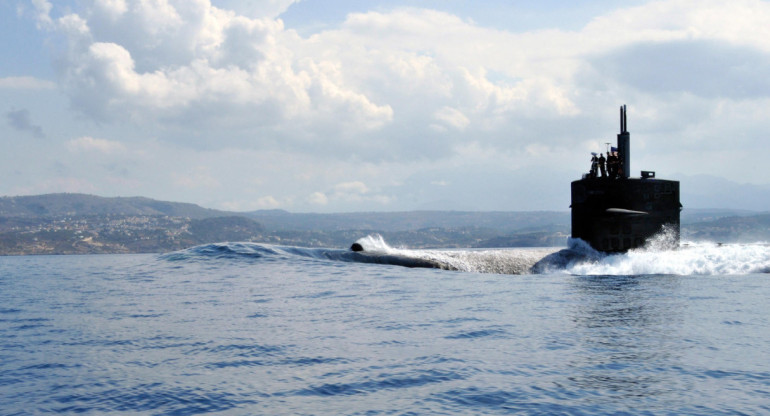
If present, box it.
[567,275,687,406]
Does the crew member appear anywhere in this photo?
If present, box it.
[590,153,598,178]
[606,151,617,178]
[598,153,606,178]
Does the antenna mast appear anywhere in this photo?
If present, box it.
[617,105,630,178]
[620,104,627,133]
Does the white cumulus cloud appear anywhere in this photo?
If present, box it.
[67,136,127,154]
[306,191,328,206]
[17,0,770,211]
[44,0,393,151]
[255,195,281,209]
[0,76,56,90]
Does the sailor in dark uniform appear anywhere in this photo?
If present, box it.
[606,151,617,178]
[598,153,606,178]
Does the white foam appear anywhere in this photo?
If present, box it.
[354,234,770,276]
[355,234,395,253]
[567,241,770,276]
[354,234,560,274]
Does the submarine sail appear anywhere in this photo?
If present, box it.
[571,106,681,252]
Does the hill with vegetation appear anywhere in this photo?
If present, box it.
[0,193,767,255]
[0,193,227,219]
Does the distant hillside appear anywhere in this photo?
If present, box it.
[675,174,770,212]
[246,210,572,233]
[0,215,266,255]
[0,193,769,255]
[0,193,227,219]
[2,193,755,230]
[0,194,264,255]
[683,213,770,243]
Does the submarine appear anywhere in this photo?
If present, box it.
[571,105,682,252]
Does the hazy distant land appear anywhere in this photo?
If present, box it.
[0,193,767,255]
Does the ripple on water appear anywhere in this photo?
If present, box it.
[2,252,770,415]
[444,328,509,340]
[47,383,262,414]
[293,369,465,397]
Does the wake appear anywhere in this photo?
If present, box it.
[351,235,558,274]
[563,240,770,275]
[347,234,770,275]
[162,234,770,276]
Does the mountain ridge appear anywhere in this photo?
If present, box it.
[0,193,768,255]
[0,193,228,219]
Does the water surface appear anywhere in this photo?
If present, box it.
[1,241,769,414]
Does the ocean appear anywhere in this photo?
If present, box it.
[1,236,769,415]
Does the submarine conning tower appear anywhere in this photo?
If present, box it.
[618,104,630,179]
[570,105,682,252]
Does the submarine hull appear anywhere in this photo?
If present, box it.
[571,177,681,252]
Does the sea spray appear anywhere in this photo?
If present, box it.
[166,234,770,276]
[566,240,770,276]
[530,238,604,274]
[352,232,770,276]
[354,234,560,274]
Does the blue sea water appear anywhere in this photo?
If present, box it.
[1,237,770,415]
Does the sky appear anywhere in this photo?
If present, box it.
[2,0,770,213]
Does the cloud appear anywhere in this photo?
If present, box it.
[30,0,53,27]
[33,2,579,160]
[255,195,281,209]
[0,76,56,90]
[432,106,470,131]
[171,166,220,189]
[21,0,770,212]
[588,40,770,99]
[6,109,45,138]
[214,0,301,19]
[46,0,392,146]
[67,136,127,154]
[307,191,328,206]
[31,176,98,195]
[37,1,770,126]
[303,181,393,208]
[333,181,369,195]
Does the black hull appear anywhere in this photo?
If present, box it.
[571,177,681,252]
